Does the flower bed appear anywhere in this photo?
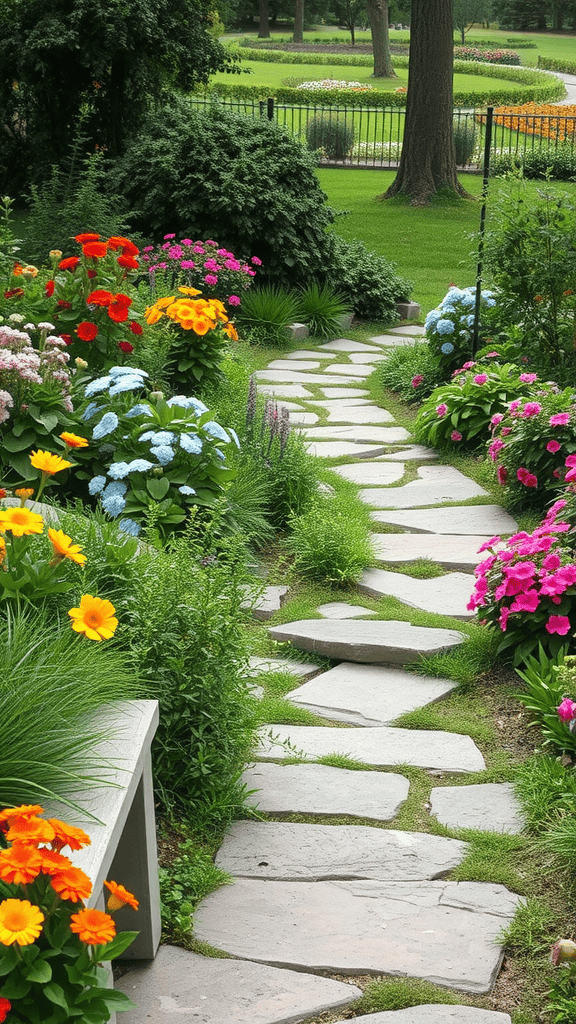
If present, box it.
[454,46,521,65]
[490,103,576,143]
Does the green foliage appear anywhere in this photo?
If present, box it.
[159,836,230,941]
[500,899,556,957]
[297,281,352,338]
[515,647,575,755]
[490,146,576,183]
[236,286,302,346]
[356,977,459,1013]
[305,114,356,160]
[112,97,335,289]
[288,487,374,586]
[324,234,410,322]
[538,56,576,74]
[378,341,444,403]
[514,754,576,834]
[453,117,477,166]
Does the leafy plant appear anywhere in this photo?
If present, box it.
[288,486,374,586]
[424,285,497,374]
[453,117,477,166]
[305,114,355,160]
[159,837,230,941]
[235,286,302,346]
[324,234,411,323]
[378,340,444,403]
[514,646,575,755]
[297,281,352,338]
[144,288,238,389]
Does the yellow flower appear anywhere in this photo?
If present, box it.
[144,305,164,325]
[223,322,239,341]
[178,286,203,297]
[48,529,87,565]
[0,506,44,536]
[49,250,63,259]
[14,487,34,501]
[59,432,89,449]
[68,594,118,641]
[104,880,139,912]
[0,537,5,564]
[22,265,38,278]
[0,899,44,946]
[29,449,72,475]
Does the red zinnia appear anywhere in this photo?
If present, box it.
[87,270,97,279]
[117,255,139,270]
[82,242,108,258]
[113,292,132,307]
[59,334,73,346]
[75,233,100,244]
[87,289,113,307]
[108,236,139,256]
[59,257,80,271]
[57,300,72,309]
[76,322,98,342]
[118,341,134,353]
[45,280,55,297]
[0,996,10,1021]
[4,288,24,299]
[128,321,143,335]
[108,302,129,323]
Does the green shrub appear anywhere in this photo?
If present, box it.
[538,56,576,74]
[378,341,445,403]
[235,285,302,346]
[288,486,374,586]
[490,146,576,182]
[453,118,477,166]
[324,234,411,322]
[514,647,575,757]
[112,97,335,289]
[305,114,355,160]
[297,281,352,338]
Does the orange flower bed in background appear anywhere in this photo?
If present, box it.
[490,103,576,142]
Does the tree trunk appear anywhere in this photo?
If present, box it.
[293,0,304,43]
[367,0,396,76]
[258,0,270,37]
[351,21,355,43]
[382,0,472,205]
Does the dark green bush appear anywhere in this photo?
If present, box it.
[324,235,411,322]
[378,341,445,403]
[306,114,355,160]
[490,146,576,182]
[112,97,335,288]
[453,119,477,166]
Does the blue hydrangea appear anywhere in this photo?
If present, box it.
[435,319,455,336]
[214,448,226,461]
[118,518,141,536]
[88,475,106,495]
[464,313,476,327]
[167,395,208,415]
[109,366,149,377]
[85,376,112,397]
[108,462,130,479]
[125,404,150,419]
[424,309,442,329]
[440,342,455,354]
[103,480,128,498]
[178,485,196,495]
[126,458,154,473]
[93,411,119,440]
[460,292,476,308]
[109,377,147,397]
[101,493,126,517]
[204,420,230,443]
[229,427,240,449]
[440,304,456,316]
[445,287,466,302]
[139,430,175,445]
[82,402,105,421]
[179,432,203,455]
[151,444,174,465]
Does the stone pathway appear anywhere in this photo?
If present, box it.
[119,326,521,1024]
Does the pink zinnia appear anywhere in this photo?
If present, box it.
[509,399,521,413]
[204,274,218,285]
[557,697,576,721]
[462,361,476,370]
[251,256,262,266]
[522,402,542,418]
[546,615,572,636]
[436,403,448,417]
[547,439,561,453]
[519,373,538,383]
[474,373,488,385]
[228,295,241,306]
[566,455,576,469]
[451,430,462,441]
[491,413,504,426]
[411,375,424,388]
[551,413,570,426]
[524,472,538,488]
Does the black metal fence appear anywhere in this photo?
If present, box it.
[189,94,576,170]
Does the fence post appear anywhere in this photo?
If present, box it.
[267,97,275,120]
[472,105,494,357]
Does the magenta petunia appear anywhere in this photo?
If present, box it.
[550,413,570,426]
[522,402,542,418]
[436,403,448,417]
[474,373,488,385]
[519,372,538,383]
[546,615,572,635]
[411,375,424,388]
[510,590,540,613]
[557,697,576,721]
[451,430,462,441]
[547,439,561,453]
[491,413,504,426]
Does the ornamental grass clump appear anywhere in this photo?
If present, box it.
[0,804,138,1023]
[424,285,496,376]
[141,235,260,310]
[467,499,576,664]
[145,286,238,389]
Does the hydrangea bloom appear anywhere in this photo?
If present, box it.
[179,433,203,455]
[204,421,230,443]
[88,475,106,495]
[125,404,150,418]
[126,459,154,473]
[108,462,130,479]
[150,444,174,465]
[85,376,112,397]
[93,412,119,440]
[101,493,126,517]
[139,430,175,445]
[435,319,455,335]
[118,518,141,536]
[178,485,196,495]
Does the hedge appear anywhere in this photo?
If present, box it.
[538,55,576,74]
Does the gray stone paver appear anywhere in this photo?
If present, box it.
[308,397,373,409]
[369,334,419,347]
[317,601,376,618]
[256,724,485,773]
[377,445,438,462]
[382,326,427,336]
[371,506,519,535]
[304,425,411,444]
[245,657,321,680]
[371,533,496,572]
[287,411,319,426]
[266,359,322,370]
[242,762,410,820]
[216,822,467,880]
[429,784,525,835]
[193,878,522,993]
[358,568,475,620]
[320,387,370,398]
[306,441,393,459]
[268,618,465,664]
[319,339,384,352]
[283,350,333,360]
[241,585,290,622]
[116,946,362,1024]
[255,370,359,385]
[326,406,395,424]
[333,461,405,485]
[347,352,389,363]
[324,363,375,377]
[331,1008,512,1023]
[285,662,457,726]
[257,385,314,399]
[359,466,488,509]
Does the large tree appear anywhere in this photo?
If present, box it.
[293,0,304,40]
[453,0,491,42]
[367,0,397,76]
[382,0,472,205]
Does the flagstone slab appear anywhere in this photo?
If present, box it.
[193,878,521,993]
[285,662,457,726]
[241,586,290,621]
[287,411,319,425]
[266,360,322,371]
[368,335,419,347]
[324,363,375,377]
[429,784,525,835]
[371,534,493,572]
[245,657,321,680]
[308,398,373,409]
[317,602,376,618]
[283,349,333,359]
[377,446,438,462]
[358,569,475,620]
[332,462,405,485]
[242,762,410,819]
[320,387,370,398]
[359,466,488,509]
[347,352,389,363]
[257,385,314,399]
[370,506,519,535]
[274,401,304,412]
[332,1008,512,1023]
[319,339,384,353]
[326,406,395,424]
[216,822,467,881]
[268,618,465,665]
[116,945,362,1024]
[306,442,391,459]
[304,425,411,444]
[255,370,355,385]
[383,326,427,336]
[256,725,485,773]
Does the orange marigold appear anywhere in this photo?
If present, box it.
[104,880,139,912]
[5,816,55,846]
[48,529,87,566]
[30,449,72,475]
[47,818,91,853]
[0,506,44,537]
[68,594,118,641]
[0,805,43,824]
[0,899,44,946]
[50,865,92,903]
[75,233,101,244]
[39,849,73,875]
[70,907,116,945]
[59,432,89,449]
[0,842,43,885]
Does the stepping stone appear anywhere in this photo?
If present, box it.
[257,725,485,773]
[282,350,333,359]
[194,878,521,993]
[287,411,319,426]
[385,325,427,335]
[266,359,321,371]
[216,822,467,881]
[242,762,410,820]
[371,506,519,535]
[268,619,465,665]
[257,385,314,399]
[320,387,370,398]
[324,363,375,377]
[369,334,419,347]
[306,442,392,459]
[255,370,356,385]
[333,462,405,485]
[317,601,375,618]
[245,656,320,680]
[304,425,411,444]
[332,1008,512,1023]
[309,398,372,409]
[327,406,395,424]
[429,783,525,835]
[241,585,290,621]
[358,569,475,620]
[115,945,362,1024]
[319,339,383,352]
[377,445,438,462]
[286,662,457,726]
[274,401,304,412]
[371,534,495,572]
[347,352,389,363]
[359,466,488,509]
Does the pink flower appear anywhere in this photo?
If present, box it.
[451,430,462,442]
[566,468,576,483]
[557,697,576,721]
[491,413,504,426]
[509,399,521,413]
[486,351,500,357]
[501,426,512,436]
[436,403,448,417]
[477,536,501,554]
[163,233,176,240]
[499,606,510,632]
[522,402,542,418]
[543,553,561,572]
[228,295,241,306]
[551,413,570,426]
[462,361,476,370]
[503,561,537,580]
[251,256,262,266]
[510,590,540,613]
[566,455,576,469]
[519,373,538,383]
[524,472,538,488]
[411,375,424,388]
[474,373,488,385]
[497,465,508,485]
[546,615,572,636]
[489,438,506,462]
[204,274,218,286]
[547,439,561,453]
